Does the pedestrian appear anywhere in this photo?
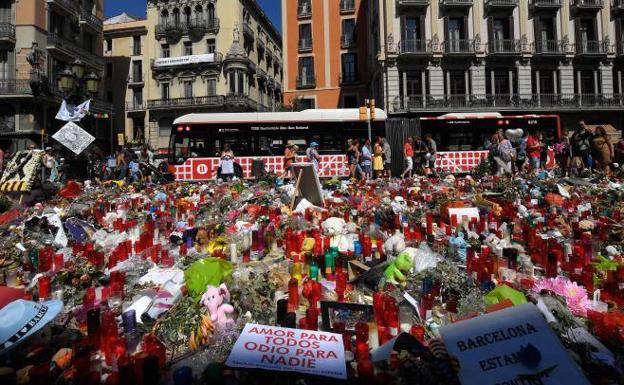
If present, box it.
[373,137,384,179]
[514,131,528,173]
[401,137,414,179]
[495,132,515,176]
[220,144,235,181]
[382,137,392,178]
[614,138,624,165]
[360,139,373,180]
[346,139,357,178]
[306,142,321,173]
[106,152,117,180]
[413,136,428,175]
[116,149,128,180]
[128,155,141,183]
[526,131,543,171]
[353,140,364,180]
[554,129,572,177]
[424,134,437,176]
[571,120,592,173]
[43,149,59,183]
[283,142,297,180]
[138,146,153,166]
[591,126,613,174]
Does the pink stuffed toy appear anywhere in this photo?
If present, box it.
[200,283,235,327]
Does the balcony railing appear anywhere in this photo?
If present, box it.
[341,34,356,48]
[530,0,561,7]
[443,39,476,54]
[571,0,603,11]
[340,73,358,85]
[398,39,433,54]
[488,39,521,54]
[440,0,473,6]
[0,23,15,43]
[297,75,316,89]
[393,93,624,112]
[156,19,219,39]
[80,10,103,31]
[340,0,356,13]
[485,0,518,7]
[147,95,226,109]
[396,0,431,9]
[576,40,607,55]
[298,2,312,18]
[128,74,144,84]
[47,33,103,71]
[0,79,32,95]
[299,37,313,52]
[533,39,566,54]
[126,101,146,111]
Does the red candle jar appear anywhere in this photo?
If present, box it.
[355,322,369,344]
[38,276,51,300]
[410,325,426,344]
[306,307,319,331]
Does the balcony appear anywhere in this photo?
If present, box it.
[188,17,220,38]
[147,95,226,110]
[443,39,476,55]
[340,73,359,85]
[80,10,103,32]
[0,23,15,44]
[126,101,146,112]
[341,33,356,49]
[257,68,268,84]
[46,0,78,15]
[299,37,313,53]
[296,75,316,89]
[298,2,312,18]
[576,40,608,56]
[0,79,32,96]
[485,0,518,9]
[614,0,624,14]
[533,39,567,55]
[47,33,103,71]
[396,0,430,11]
[530,0,561,10]
[571,0,603,13]
[243,22,255,41]
[488,39,521,55]
[440,0,473,8]
[340,0,356,13]
[257,38,265,52]
[393,93,624,112]
[225,94,257,111]
[155,22,185,41]
[398,39,433,55]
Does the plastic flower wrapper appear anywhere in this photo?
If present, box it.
[532,277,590,317]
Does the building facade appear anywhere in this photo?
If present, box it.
[282,0,370,109]
[0,0,110,151]
[105,0,283,151]
[369,0,624,128]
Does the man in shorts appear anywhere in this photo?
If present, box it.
[401,137,414,179]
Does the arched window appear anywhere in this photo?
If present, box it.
[173,8,180,25]
[160,9,169,25]
[195,5,203,21]
[207,3,215,21]
[184,6,191,24]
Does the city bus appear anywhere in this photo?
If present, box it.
[169,109,387,181]
[420,113,561,173]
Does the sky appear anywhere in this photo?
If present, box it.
[104,0,282,32]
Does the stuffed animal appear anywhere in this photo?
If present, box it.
[449,232,468,261]
[201,283,235,328]
[384,251,413,286]
[383,230,406,256]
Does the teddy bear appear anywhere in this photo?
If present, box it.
[384,251,413,286]
[200,283,235,328]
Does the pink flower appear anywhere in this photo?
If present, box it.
[532,277,590,316]
[227,210,240,221]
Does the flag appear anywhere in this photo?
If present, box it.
[55,99,91,122]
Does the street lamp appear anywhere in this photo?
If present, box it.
[71,59,86,80]
[84,72,100,95]
[58,68,76,94]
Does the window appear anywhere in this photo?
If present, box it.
[106,63,113,78]
[237,72,245,95]
[207,78,217,96]
[486,69,516,95]
[107,91,113,103]
[446,70,468,95]
[343,95,358,108]
[161,44,170,58]
[341,53,357,83]
[159,117,173,137]
[0,50,11,80]
[106,39,112,52]
[133,36,141,55]
[403,16,422,41]
[184,41,193,56]
[207,3,215,20]
[84,32,95,53]
[299,24,312,50]
[298,56,314,80]
[299,98,315,109]
[447,17,466,40]
[132,60,142,82]
[161,82,170,100]
[133,88,143,108]
[298,0,311,16]
[183,80,193,98]
[342,19,356,42]
[207,39,216,54]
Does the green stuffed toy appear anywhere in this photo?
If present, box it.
[384,252,413,285]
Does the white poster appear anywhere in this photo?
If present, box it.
[52,121,95,155]
[439,304,590,385]
[226,323,347,380]
[153,53,215,68]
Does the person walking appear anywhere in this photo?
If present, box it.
[514,131,528,173]
[283,142,297,180]
[360,139,373,180]
[116,149,128,180]
[526,131,543,172]
[347,139,358,179]
[495,132,515,176]
[591,126,613,174]
[220,144,235,181]
[554,129,572,177]
[306,142,321,173]
[373,137,384,179]
[424,134,437,176]
[413,136,428,175]
[382,137,392,178]
[571,121,593,173]
[401,137,414,179]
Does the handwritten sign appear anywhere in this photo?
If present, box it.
[0,150,43,192]
[226,323,346,379]
[439,303,590,385]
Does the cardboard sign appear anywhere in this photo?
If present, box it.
[292,163,323,206]
[439,303,590,385]
[448,207,480,222]
[226,323,346,380]
[52,122,95,155]
[0,150,43,192]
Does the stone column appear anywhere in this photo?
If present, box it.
[517,60,532,96]
[386,64,400,111]
[558,61,575,95]
[600,61,614,96]
[428,63,444,99]
[470,60,486,96]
